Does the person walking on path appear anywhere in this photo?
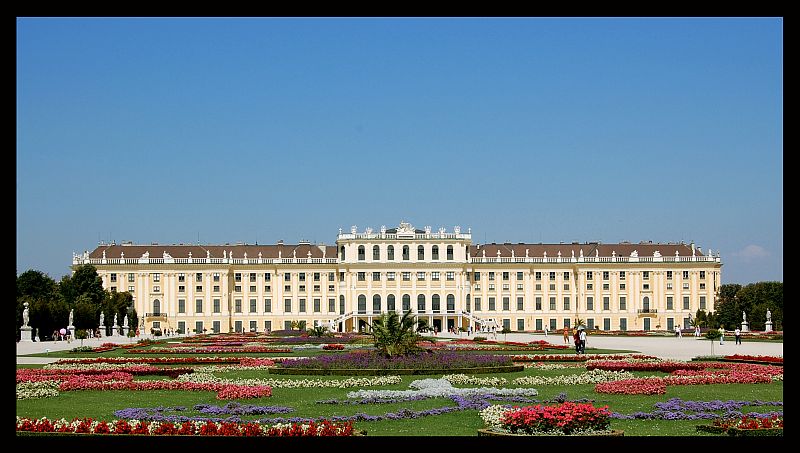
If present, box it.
[719,326,725,345]
[563,328,569,344]
[543,325,548,337]
[695,326,701,337]
[735,327,742,345]
[579,328,587,354]
[573,329,581,354]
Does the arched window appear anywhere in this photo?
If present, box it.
[417,294,426,312]
[447,294,455,312]
[417,245,425,260]
[466,294,471,312]
[339,295,345,315]
[402,245,410,260]
[372,245,380,261]
[446,245,454,260]
[358,295,366,313]
[432,294,441,312]
[373,294,381,313]
[358,246,365,261]
[643,296,650,311]
[432,245,439,260]
[153,299,161,315]
[402,294,411,311]
[387,245,395,260]
[387,294,396,311]
[340,246,346,261]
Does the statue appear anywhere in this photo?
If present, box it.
[766,310,772,322]
[742,311,747,323]
[22,302,29,327]
[123,314,129,327]
[114,313,119,327]
[68,309,74,327]
[100,312,105,327]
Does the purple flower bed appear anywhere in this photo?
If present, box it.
[278,351,513,370]
[610,398,783,420]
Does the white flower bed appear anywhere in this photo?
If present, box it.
[177,372,402,388]
[16,381,60,400]
[511,369,635,386]
[347,378,538,399]
[442,374,509,386]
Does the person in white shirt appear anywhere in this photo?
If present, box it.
[719,326,725,345]
[579,329,587,354]
[734,327,742,345]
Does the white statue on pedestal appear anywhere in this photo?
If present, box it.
[766,310,771,322]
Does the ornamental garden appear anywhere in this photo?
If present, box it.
[16,316,783,437]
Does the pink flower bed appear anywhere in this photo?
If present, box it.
[594,378,668,395]
[501,402,611,434]
[125,346,292,354]
[56,357,241,365]
[238,358,276,367]
[322,344,345,350]
[586,361,705,372]
[57,378,272,400]
[724,354,783,364]
[17,366,193,383]
[16,417,355,436]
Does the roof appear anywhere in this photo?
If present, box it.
[88,244,337,259]
[468,242,703,258]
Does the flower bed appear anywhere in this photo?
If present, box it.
[480,402,612,435]
[277,351,514,371]
[722,354,783,365]
[697,415,783,436]
[15,416,356,436]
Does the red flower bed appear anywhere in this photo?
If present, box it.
[322,344,345,350]
[56,377,272,400]
[595,378,667,395]
[501,402,611,434]
[16,417,356,436]
[55,357,242,365]
[587,360,705,372]
[713,415,783,430]
[724,354,783,364]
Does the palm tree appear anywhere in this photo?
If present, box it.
[369,309,423,358]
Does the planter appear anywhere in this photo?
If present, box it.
[477,428,623,437]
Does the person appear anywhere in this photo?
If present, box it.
[53,330,59,342]
[675,326,680,338]
[695,325,701,337]
[543,325,548,337]
[735,327,741,345]
[719,326,725,345]
[467,325,472,336]
[579,328,587,354]
[573,329,581,354]
[563,328,569,344]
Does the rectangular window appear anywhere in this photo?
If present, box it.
[178,285,185,293]
[549,272,556,280]
[683,271,689,279]
[502,284,509,290]
[373,272,381,281]
[642,271,650,280]
[447,246,453,260]
[619,318,627,331]
[666,271,672,280]
[128,274,135,282]
[489,284,495,290]
[667,296,674,310]
[474,272,480,280]
[603,271,609,280]
[250,273,257,282]
[213,273,220,282]
[328,298,335,312]
[264,320,271,332]
[586,271,593,280]
[328,272,335,281]
[549,284,556,291]
[431,272,440,281]
[339,272,345,282]
[502,297,510,310]
[549,297,556,310]
[387,272,396,281]
[178,299,185,313]
[299,273,306,282]
[535,283,541,291]
[285,273,291,282]
[535,272,542,281]
[284,285,291,292]
[699,296,706,310]
[619,271,625,280]
[299,298,306,313]
[488,297,496,311]
[563,297,570,310]
[213,285,220,292]
[516,297,524,311]
[489,272,495,281]
[195,299,203,313]
[235,299,242,313]
[313,298,321,312]
[264,298,272,313]
[474,297,482,311]
[667,283,673,290]
[564,272,570,280]
[603,318,611,331]
[196,273,203,282]
[587,296,594,310]
[517,319,524,331]
[603,297,610,310]
[235,273,242,282]
[619,296,626,310]
[153,273,161,282]
[178,321,186,334]
[264,273,271,282]
[234,285,242,292]
[699,283,706,290]
[620,283,626,290]
[327,285,334,291]
[417,272,425,281]
[517,283,523,291]
[213,299,220,313]
[249,285,256,292]
[603,283,610,290]
[517,271,524,280]
[587,283,593,290]
[113,273,120,283]
[563,318,571,329]
[643,284,650,290]
[402,272,411,281]
[153,286,160,292]
[128,286,134,292]
[357,272,366,281]
[195,321,204,334]
[550,319,557,331]
[564,284,570,290]
[683,282,690,290]
[587,319,595,329]
[249,320,257,332]
[284,299,292,313]
[502,272,509,281]
[683,296,690,310]
[446,271,455,281]
[699,271,705,279]
[536,319,543,331]
[197,285,204,292]
[535,296,542,310]
[313,285,320,292]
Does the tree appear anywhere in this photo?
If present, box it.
[704,329,722,356]
[73,294,98,330]
[67,264,105,306]
[17,270,58,334]
[309,325,329,338]
[501,326,511,341]
[369,310,423,358]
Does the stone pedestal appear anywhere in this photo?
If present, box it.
[20,326,34,342]
[68,325,75,338]
[740,322,749,333]
[765,321,773,332]
[122,326,129,338]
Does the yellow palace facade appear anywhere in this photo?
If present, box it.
[72,222,722,335]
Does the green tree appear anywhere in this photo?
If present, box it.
[714,284,742,330]
[309,325,329,338]
[369,310,423,358]
[67,264,105,306]
[73,294,98,330]
[17,270,58,334]
[29,294,69,341]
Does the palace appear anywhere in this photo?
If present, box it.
[72,222,722,335]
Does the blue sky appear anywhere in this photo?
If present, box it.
[17,17,782,285]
